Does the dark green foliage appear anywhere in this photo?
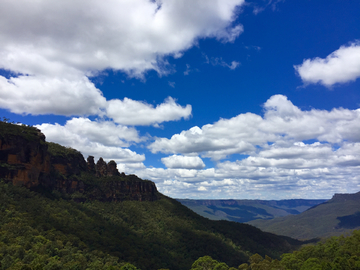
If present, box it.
[191,256,221,270]
[206,230,360,269]
[279,231,360,270]
[47,142,82,159]
[0,120,43,144]
[0,180,300,270]
[190,256,238,270]
[0,181,128,270]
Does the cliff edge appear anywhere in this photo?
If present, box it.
[0,121,158,202]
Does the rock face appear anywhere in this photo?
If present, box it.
[0,127,50,188]
[331,191,360,202]
[0,121,158,201]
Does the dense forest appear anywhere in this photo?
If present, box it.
[2,178,360,270]
[0,180,302,269]
[192,230,360,270]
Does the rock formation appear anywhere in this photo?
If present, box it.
[0,121,158,201]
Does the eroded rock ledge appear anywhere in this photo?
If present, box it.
[0,121,158,202]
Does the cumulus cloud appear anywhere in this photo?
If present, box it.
[36,118,145,164]
[131,142,360,199]
[106,97,191,126]
[0,0,245,74]
[0,74,106,116]
[0,0,244,117]
[294,42,360,86]
[140,95,360,199]
[29,94,359,200]
[161,155,205,169]
[149,95,360,159]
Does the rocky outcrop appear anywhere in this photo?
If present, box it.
[0,121,159,201]
[87,156,96,173]
[0,126,51,188]
[87,175,158,202]
[107,160,120,177]
[331,191,360,202]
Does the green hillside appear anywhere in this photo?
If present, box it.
[177,199,326,223]
[0,180,304,270]
[248,192,360,240]
[193,230,360,270]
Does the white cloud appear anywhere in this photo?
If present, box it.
[36,118,145,164]
[0,0,244,117]
[0,0,245,74]
[204,55,240,70]
[149,95,360,159]
[130,140,360,199]
[253,0,285,15]
[168,81,175,88]
[161,155,205,169]
[139,95,360,199]
[28,94,360,200]
[0,74,106,116]
[294,41,360,86]
[184,64,192,75]
[106,97,192,126]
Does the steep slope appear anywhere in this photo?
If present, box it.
[177,199,326,222]
[248,192,360,240]
[0,179,304,270]
[0,121,303,269]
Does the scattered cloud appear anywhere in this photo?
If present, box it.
[33,93,360,199]
[253,0,285,15]
[133,142,360,199]
[161,155,205,169]
[168,81,175,88]
[245,45,261,51]
[204,55,240,70]
[32,93,360,199]
[2,0,359,200]
[184,64,199,75]
[150,95,360,159]
[0,0,245,117]
[106,97,192,126]
[0,73,106,116]
[140,95,360,198]
[294,41,360,87]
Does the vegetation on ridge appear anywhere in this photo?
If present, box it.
[0,180,302,269]
[192,230,360,270]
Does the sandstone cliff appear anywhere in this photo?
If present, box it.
[0,121,158,201]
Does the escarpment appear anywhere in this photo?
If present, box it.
[0,121,158,201]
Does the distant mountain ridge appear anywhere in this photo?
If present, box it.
[248,191,360,240]
[177,198,326,223]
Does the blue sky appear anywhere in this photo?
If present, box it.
[1,0,360,199]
